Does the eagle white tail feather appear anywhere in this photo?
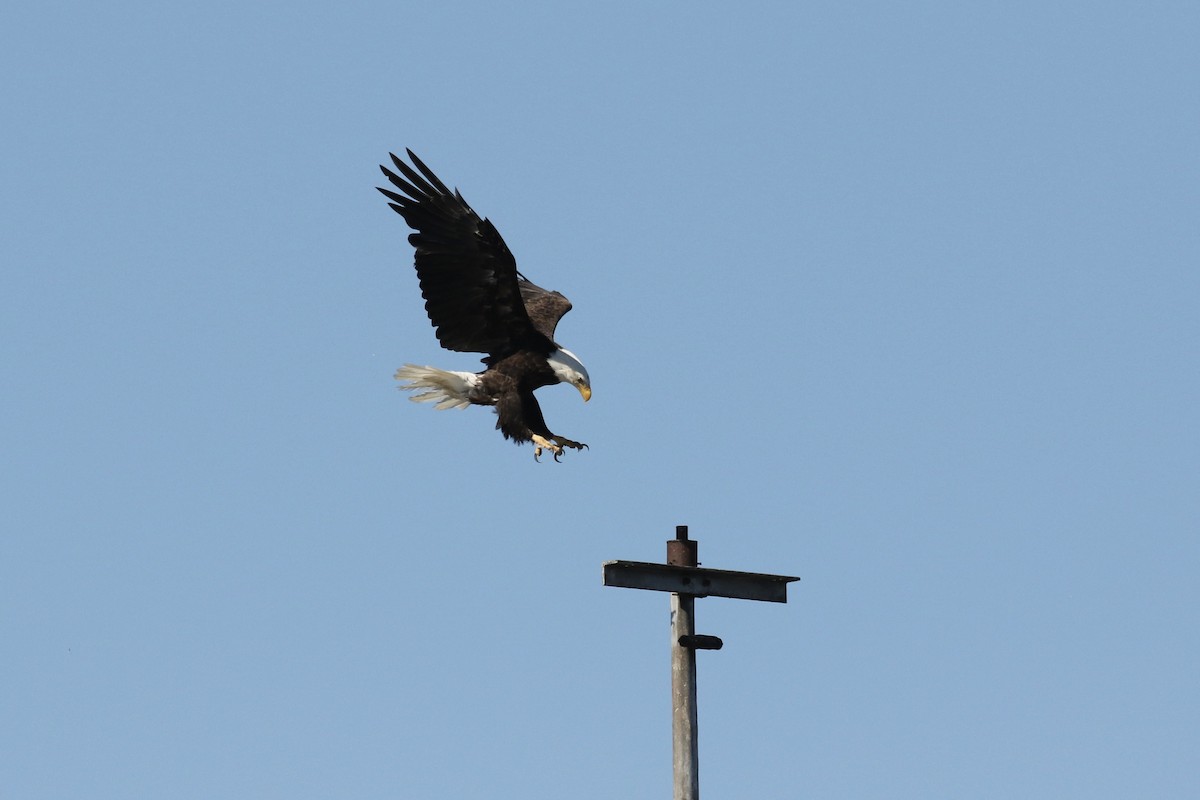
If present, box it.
[394,365,480,410]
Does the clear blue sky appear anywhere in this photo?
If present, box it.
[3,2,1197,797]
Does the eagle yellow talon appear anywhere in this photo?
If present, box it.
[532,434,586,462]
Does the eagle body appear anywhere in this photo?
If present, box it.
[378,150,591,460]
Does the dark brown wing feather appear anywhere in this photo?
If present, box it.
[378,150,554,358]
[517,275,573,341]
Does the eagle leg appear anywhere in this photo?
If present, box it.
[531,434,588,462]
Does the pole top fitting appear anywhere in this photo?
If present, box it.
[668,526,698,568]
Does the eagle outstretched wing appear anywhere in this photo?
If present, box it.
[378,150,562,358]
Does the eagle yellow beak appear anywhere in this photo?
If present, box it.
[578,384,592,402]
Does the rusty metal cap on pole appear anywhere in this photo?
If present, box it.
[667,525,698,567]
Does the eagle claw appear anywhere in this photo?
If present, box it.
[532,434,588,463]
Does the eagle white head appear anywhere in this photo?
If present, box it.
[547,348,592,402]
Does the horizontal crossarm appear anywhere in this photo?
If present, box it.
[603,560,800,603]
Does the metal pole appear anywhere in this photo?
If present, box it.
[669,526,699,800]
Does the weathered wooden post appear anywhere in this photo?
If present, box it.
[668,527,700,799]
[604,524,799,800]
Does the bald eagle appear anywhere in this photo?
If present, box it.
[377,150,591,461]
